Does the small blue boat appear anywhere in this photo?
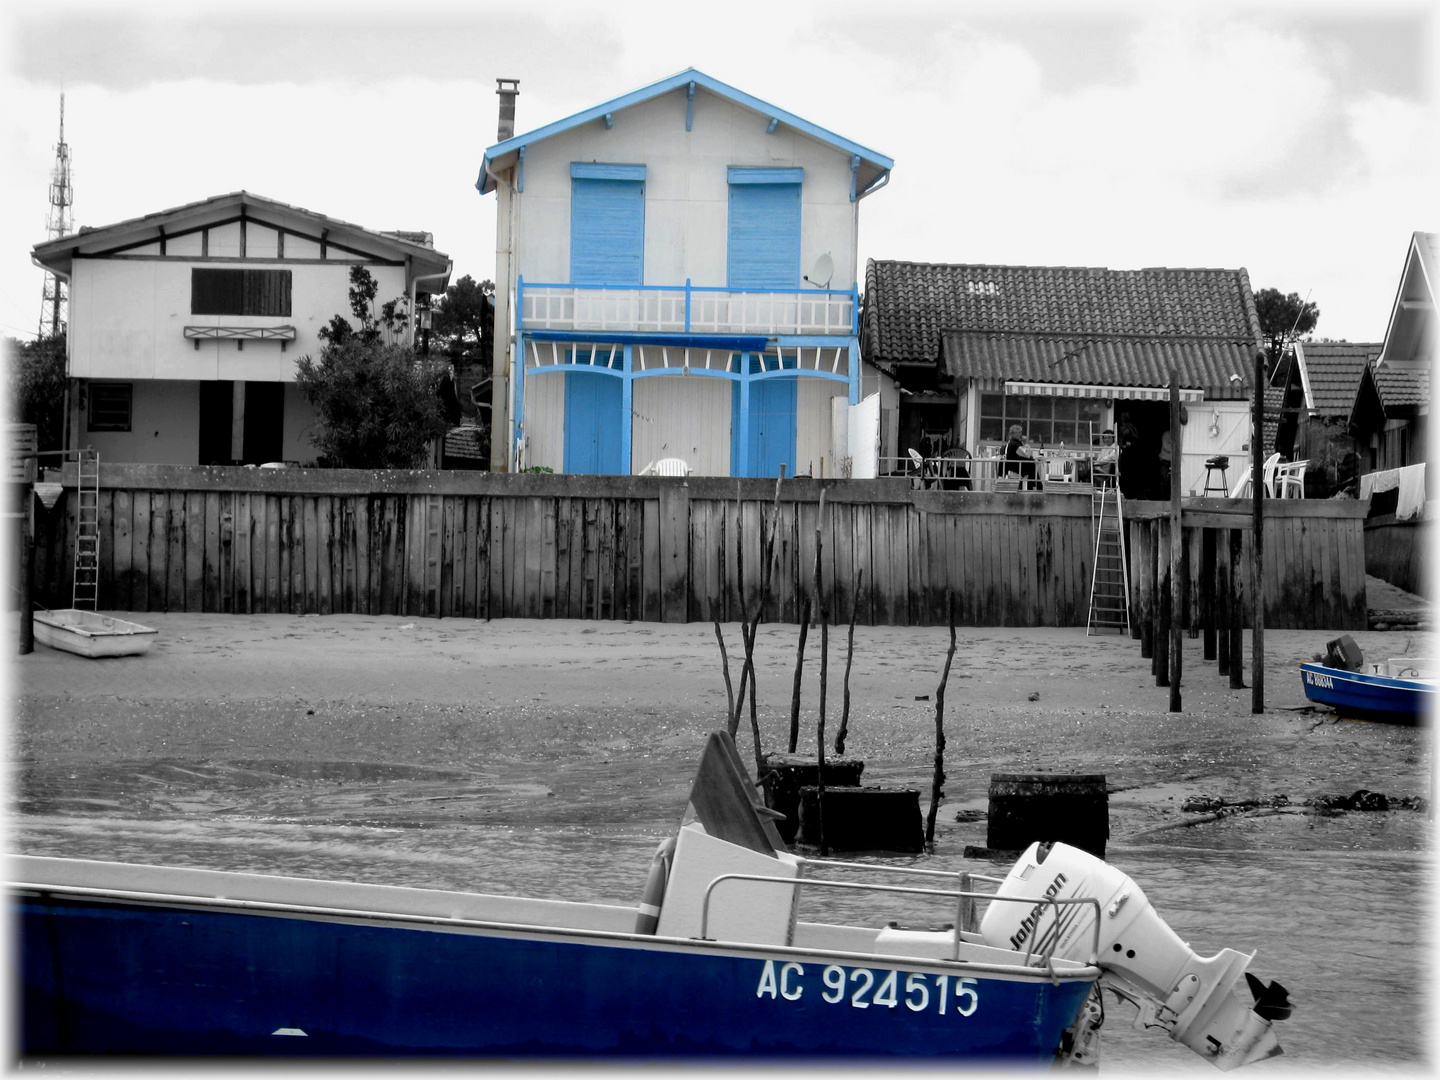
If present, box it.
[12,732,1288,1067]
[1299,659,1436,722]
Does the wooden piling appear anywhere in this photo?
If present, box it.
[1251,350,1266,714]
[1155,519,1170,687]
[1216,529,1230,677]
[1229,527,1245,689]
[1168,376,1182,712]
[1201,527,1217,661]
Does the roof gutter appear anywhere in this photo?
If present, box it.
[856,169,891,201]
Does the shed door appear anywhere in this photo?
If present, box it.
[571,178,645,285]
[564,371,623,475]
[727,182,801,289]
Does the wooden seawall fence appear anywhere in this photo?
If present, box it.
[26,466,1366,628]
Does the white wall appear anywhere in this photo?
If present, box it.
[796,378,847,477]
[80,380,199,465]
[67,256,409,382]
[631,374,731,475]
[512,87,859,290]
[522,370,566,471]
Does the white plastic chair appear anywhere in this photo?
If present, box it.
[1228,453,1282,498]
[1273,459,1307,499]
[650,457,690,477]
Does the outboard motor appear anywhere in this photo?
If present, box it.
[980,842,1290,1071]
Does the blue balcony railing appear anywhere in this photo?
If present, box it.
[516,277,859,337]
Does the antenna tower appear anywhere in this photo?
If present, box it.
[38,93,74,339]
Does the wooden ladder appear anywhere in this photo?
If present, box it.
[72,448,100,610]
[1087,485,1130,635]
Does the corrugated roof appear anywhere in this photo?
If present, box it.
[942,332,1256,396]
[1296,341,1380,416]
[865,260,1263,399]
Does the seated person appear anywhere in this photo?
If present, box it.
[1003,425,1038,488]
[1092,429,1118,486]
[939,447,972,491]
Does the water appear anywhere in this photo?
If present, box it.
[12,790,1430,1072]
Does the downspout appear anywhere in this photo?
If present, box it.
[486,155,517,472]
[409,260,453,346]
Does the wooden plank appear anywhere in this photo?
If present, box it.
[163,491,184,612]
[315,495,333,616]
[525,496,545,619]
[141,491,162,612]
[485,496,503,619]
[178,490,197,612]
[657,483,690,623]
[238,494,256,614]
[201,491,220,613]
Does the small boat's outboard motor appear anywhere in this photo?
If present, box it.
[980,842,1289,1071]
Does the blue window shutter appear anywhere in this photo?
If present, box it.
[727,182,801,289]
[571,177,644,285]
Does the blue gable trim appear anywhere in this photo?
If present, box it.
[526,329,770,352]
[572,163,647,181]
[727,167,804,185]
[478,68,893,193]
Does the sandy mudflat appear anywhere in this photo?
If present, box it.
[10,608,1432,851]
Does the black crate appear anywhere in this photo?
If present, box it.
[987,773,1108,859]
[796,786,923,853]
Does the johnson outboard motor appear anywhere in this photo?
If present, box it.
[981,842,1290,1070]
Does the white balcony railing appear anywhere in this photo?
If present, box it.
[517,278,858,337]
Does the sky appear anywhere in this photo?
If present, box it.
[1,0,1435,347]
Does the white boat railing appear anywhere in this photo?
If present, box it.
[699,872,1102,968]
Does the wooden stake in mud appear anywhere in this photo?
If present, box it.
[834,567,862,756]
[1155,519,1170,687]
[711,601,736,734]
[925,595,958,849]
[814,487,829,857]
[789,597,809,754]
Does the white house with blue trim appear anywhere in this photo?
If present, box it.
[477,69,893,477]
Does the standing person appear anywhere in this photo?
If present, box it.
[1158,428,1174,497]
[1003,425,1037,489]
[1117,413,1142,498]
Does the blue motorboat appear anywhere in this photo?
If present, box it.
[1300,658,1436,722]
[12,732,1288,1067]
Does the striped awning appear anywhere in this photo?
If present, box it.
[1005,380,1205,403]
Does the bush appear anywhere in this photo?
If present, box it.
[295,338,451,469]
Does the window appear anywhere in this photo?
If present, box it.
[88,383,132,432]
[979,392,1103,444]
[191,269,292,316]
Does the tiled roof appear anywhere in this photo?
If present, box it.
[443,424,487,460]
[1263,383,1286,455]
[864,260,1263,399]
[1374,363,1430,409]
[1296,341,1379,416]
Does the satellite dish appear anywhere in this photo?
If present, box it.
[804,252,834,289]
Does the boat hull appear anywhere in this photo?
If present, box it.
[17,889,1092,1060]
[32,609,157,658]
[1299,662,1434,721]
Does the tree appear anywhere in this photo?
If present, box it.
[1253,287,1319,377]
[295,267,451,469]
[430,275,494,367]
[7,334,67,451]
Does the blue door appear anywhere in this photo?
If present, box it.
[571,168,645,285]
[731,358,798,479]
[749,377,798,477]
[727,174,801,289]
[564,371,623,475]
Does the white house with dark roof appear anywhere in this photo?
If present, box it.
[476,69,893,477]
[31,191,451,466]
[1272,340,1379,496]
[1350,231,1434,479]
[861,260,1265,497]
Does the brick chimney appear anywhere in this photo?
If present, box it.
[496,78,519,141]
